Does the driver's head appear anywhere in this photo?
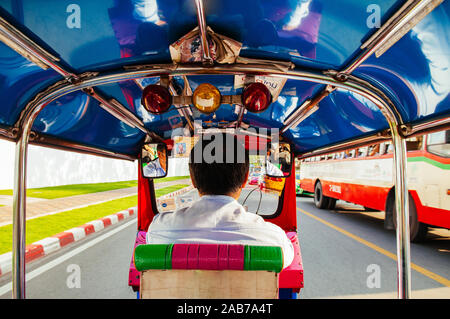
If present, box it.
[157,144,167,170]
[189,133,249,196]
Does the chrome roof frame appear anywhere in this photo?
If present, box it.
[2,0,448,299]
[8,61,416,299]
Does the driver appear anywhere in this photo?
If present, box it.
[146,133,294,269]
[265,148,284,176]
[279,145,291,174]
[143,144,167,177]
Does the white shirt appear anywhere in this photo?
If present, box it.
[143,160,165,177]
[265,161,283,176]
[146,195,294,268]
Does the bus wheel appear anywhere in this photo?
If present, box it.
[390,194,428,243]
[327,198,337,210]
[314,182,329,209]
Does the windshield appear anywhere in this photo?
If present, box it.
[156,153,283,217]
[427,130,450,158]
[156,184,281,217]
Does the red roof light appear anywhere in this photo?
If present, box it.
[141,85,172,114]
[242,82,272,113]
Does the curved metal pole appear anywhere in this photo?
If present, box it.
[0,16,75,78]
[391,130,412,298]
[12,63,412,299]
[16,64,403,129]
[194,0,213,65]
[12,131,28,299]
[12,91,58,299]
[341,0,441,76]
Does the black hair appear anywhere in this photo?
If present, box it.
[189,133,249,195]
[157,144,165,153]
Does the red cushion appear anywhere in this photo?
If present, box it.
[278,232,304,290]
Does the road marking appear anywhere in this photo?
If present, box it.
[297,206,450,288]
[0,218,137,297]
[328,286,450,299]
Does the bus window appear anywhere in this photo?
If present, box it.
[386,143,393,154]
[368,144,380,157]
[358,146,368,157]
[427,130,450,158]
[379,143,387,155]
[406,136,423,151]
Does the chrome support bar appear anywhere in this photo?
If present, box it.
[169,83,195,132]
[82,88,150,135]
[181,75,194,117]
[391,128,412,299]
[401,116,450,138]
[297,130,391,159]
[0,126,18,139]
[180,75,194,118]
[0,16,76,79]
[194,0,213,65]
[235,104,245,129]
[281,85,335,133]
[340,0,442,76]
[30,132,136,161]
[11,89,51,298]
[12,130,27,299]
[16,63,404,135]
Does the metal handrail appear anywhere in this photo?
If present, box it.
[8,61,413,299]
[3,0,446,299]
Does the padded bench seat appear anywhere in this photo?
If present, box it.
[134,243,283,299]
[128,231,304,298]
[134,243,283,272]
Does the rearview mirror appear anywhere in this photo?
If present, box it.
[265,142,292,178]
[141,142,168,179]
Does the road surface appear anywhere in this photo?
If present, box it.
[1,187,448,298]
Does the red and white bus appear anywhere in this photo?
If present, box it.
[299,130,450,242]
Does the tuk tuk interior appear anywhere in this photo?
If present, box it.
[0,0,448,299]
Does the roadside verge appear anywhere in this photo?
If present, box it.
[0,184,193,277]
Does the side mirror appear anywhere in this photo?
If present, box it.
[265,142,292,178]
[141,142,168,179]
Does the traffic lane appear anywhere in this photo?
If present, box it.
[0,188,270,299]
[296,196,450,298]
[0,218,138,299]
[298,197,450,284]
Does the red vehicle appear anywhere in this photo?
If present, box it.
[248,173,261,185]
[300,133,450,242]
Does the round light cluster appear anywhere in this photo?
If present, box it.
[141,81,273,115]
[141,84,172,114]
[192,83,222,114]
[242,82,272,113]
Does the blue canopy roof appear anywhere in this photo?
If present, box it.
[0,0,448,158]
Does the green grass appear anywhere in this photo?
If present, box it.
[0,184,189,254]
[0,175,190,199]
[155,176,190,183]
